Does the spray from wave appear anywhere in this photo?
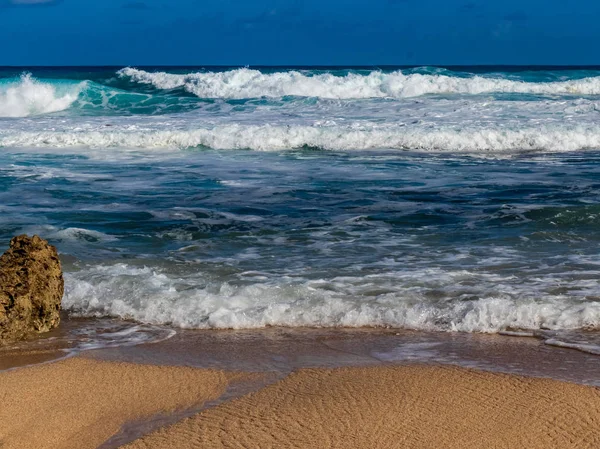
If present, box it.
[118,67,600,99]
[0,74,83,118]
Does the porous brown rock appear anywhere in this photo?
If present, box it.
[0,235,63,342]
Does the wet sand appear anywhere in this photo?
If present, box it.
[3,325,600,448]
[86,326,600,386]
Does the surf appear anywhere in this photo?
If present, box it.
[118,67,600,99]
[0,74,83,117]
[3,123,600,154]
[0,73,203,118]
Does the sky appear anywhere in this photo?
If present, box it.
[1,0,599,66]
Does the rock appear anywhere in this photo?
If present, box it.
[0,235,63,342]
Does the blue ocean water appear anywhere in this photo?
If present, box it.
[2,66,600,349]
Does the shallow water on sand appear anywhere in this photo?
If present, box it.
[39,321,598,388]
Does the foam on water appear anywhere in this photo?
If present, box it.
[4,123,600,153]
[21,225,118,243]
[3,68,600,156]
[119,67,600,99]
[0,319,176,367]
[543,339,600,356]
[62,263,600,333]
[0,74,82,117]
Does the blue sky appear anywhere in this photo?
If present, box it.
[1,0,599,65]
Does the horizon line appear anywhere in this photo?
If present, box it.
[3,64,600,69]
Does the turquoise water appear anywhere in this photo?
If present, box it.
[5,66,600,151]
[1,66,600,350]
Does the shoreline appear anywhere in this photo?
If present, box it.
[4,63,600,449]
[4,320,600,384]
[2,323,600,447]
[83,323,600,387]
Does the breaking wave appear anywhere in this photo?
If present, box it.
[63,264,600,333]
[0,74,83,117]
[3,124,600,153]
[118,67,600,99]
[6,68,600,118]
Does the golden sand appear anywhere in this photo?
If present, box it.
[3,356,600,449]
[0,357,237,449]
[125,365,600,449]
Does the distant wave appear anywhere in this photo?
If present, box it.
[0,73,202,118]
[0,74,83,117]
[3,124,600,153]
[118,67,600,99]
[6,69,600,118]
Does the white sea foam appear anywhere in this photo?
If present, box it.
[63,264,600,333]
[26,225,118,243]
[543,339,600,355]
[119,67,600,99]
[3,123,600,153]
[0,74,82,117]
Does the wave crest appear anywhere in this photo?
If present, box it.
[3,124,600,153]
[118,67,600,99]
[0,74,83,118]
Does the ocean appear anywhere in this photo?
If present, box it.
[2,66,600,354]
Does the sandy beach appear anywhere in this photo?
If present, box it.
[123,364,600,449]
[0,358,243,449]
[2,339,600,449]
